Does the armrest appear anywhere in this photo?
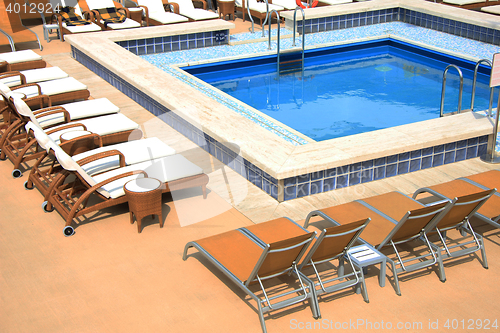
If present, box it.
[117,7,131,18]
[77,149,126,168]
[59,133,103,156]
[193,0,208,9]
[138,5,150,26]
[22,94,52,108]
[165,2,180,14]
[11,82,42,96]
[33,108,71,125]
[45,122,87,134]
[81,10,95,21]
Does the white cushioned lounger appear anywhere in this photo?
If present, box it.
[0,77,87,98]
[235,0,284,14]
[31,124,176,175]
[50,140,203,200]
[62,3,102,33]
[318,0,352,5]
[443,0,492,4]
[85,0,142,29]
[270,0,297,10]
[482,4,500,13]
[0,67,69,88]
[0,50,42,64]
[172,0,219,21]
[138,0,189,24]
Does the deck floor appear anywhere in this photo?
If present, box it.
[1,12,500,333]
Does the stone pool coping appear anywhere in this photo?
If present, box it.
[65,1,496,201]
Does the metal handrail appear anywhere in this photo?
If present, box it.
[260,0,270,37]
[471,59,494,116]
[268,10,280,73]
[440,64,463,117]
[292,6,306,73]
[247,0,256,33]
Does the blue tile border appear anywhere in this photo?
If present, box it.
[281,135,489,201]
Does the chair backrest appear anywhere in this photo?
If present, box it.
[0,81,12,98]
[11,96,42,127]
[435,189,496,231]
[378,201,451,248]
[172,0,195,11]
[138,0,165,13]
[245,232,315,286]
[300,218,370,269]
[27,121,51,151]
[45,139,97,187]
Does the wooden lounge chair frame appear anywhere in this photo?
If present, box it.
[0,58,46,73]
[183,227,319,333]
[51,5,98,42]
[133,0,188,26]
[439,0,499,10]
[304,194,454,296]
[82,0,134,30]
[44,142,209,236]
[413,186,496,269]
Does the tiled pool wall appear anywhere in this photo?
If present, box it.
[72,6,496,202]
[298,8,500,45]
[281,136,489,201]
[115,30,230,55]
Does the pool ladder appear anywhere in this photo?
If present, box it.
[268,7,306,75]
[440,59,494,117]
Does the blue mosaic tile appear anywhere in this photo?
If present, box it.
[323,177,336,191]
[398,161,409,174]
[336,175,348,188]
[386,164,397,177]
[421,156,433,169]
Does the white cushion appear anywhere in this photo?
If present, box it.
[149,12,189,23]
[73,137,176,175]
[482,4,500,14]
[138,0,166,13]
[444,0,485,4]
[85,0,116,10]
[47,113,139,144]
[173,0,195,11]
[0,67,68,89]
[270,0,297,9]
[0,50,42,64]
[63,22,102,33]
[102,18,142,29]
[243,2,283,13]
[93,154,204,199]
[36,98,120,127]
[318,0,351,4]
[179,8,219,20]
[14,77,87,98]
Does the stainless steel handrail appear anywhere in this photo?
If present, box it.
[247,0,256,33]
[471,59,494,116]
[292,6,306,73]
[440,64,463,117]
[261,0,270,37]
[268,10,280,73]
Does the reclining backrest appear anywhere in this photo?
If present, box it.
[45,139,97,187]
[0,81,12,98]
[11,96,42,128]
[173,0,195,11]
[138,0,165,13]
[86,0,116,10]
[28,121,51,151]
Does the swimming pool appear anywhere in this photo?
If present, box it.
[185,39,494,141]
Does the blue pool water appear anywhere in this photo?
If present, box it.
[185,39,495,141]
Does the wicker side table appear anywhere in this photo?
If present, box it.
[124,177,163,233]
[128,7,144,25]
[218,0,235,21]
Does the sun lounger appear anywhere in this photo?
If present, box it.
[44,138,208,236]
[235,0,284,24]
[168,0,219,21]
[304,191,455,295]
[134,0,189,25]
[0,50,46,72]
[0,1,42,51]
[242,217,372,303]
[52,1,102,41]
[442,0,499,9]
[26,123,176,204]
[83,0,142,30]
[0,76,90,108]
[183,218,319,333]
[0,96,140,178]
[0,67,68,88]
[481,4,500,13]
[317,0,352,6]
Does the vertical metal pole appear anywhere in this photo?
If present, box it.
[480,92,500,163]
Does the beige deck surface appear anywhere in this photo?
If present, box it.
[1,9,500,333]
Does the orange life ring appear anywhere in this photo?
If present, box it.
[295,0,318,8]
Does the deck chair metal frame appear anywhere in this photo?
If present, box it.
[298,218,372,303]
[413,187,496,269]
[456,176,500,228]
[183,229,319,333]
[304,197,453,296]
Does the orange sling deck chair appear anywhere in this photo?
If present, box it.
[304,191,454,296]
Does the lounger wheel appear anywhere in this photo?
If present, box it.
[24,181,33,190]
[12,169,22,178]
[41,201,53,213]
[63,226,75,237]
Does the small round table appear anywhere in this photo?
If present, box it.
[124,177,163,233]
[218,0,235,21]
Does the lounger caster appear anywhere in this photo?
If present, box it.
[12,169,22,178]
[63,226,75,237]
[41,201,53,213]
[24,181,33,190]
